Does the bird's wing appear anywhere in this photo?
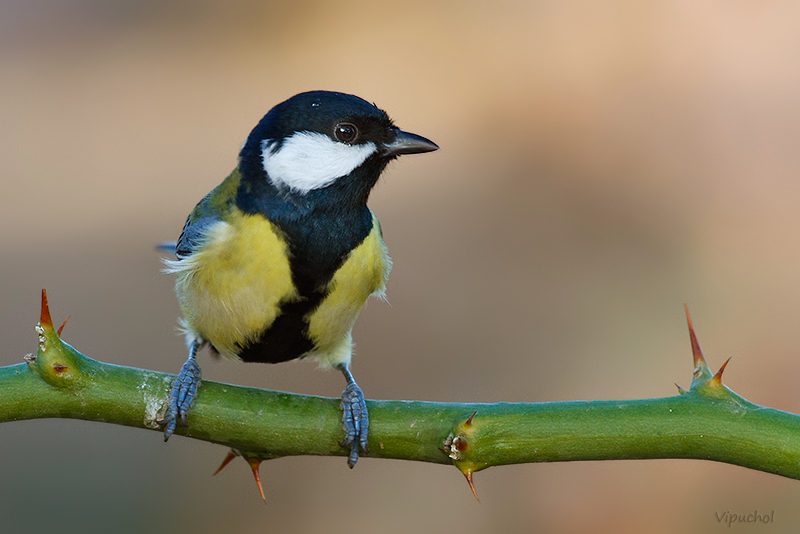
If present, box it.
[173,168,242,259]
[156,217,216,258]
[174,214,220,259]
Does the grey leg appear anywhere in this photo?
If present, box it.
[337,363,369,468]
[162,338,203,441]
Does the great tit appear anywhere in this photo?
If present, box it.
[161,90,438,467]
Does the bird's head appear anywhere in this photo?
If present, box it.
[238,91,438,208]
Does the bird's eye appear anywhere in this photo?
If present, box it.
[334,123,358,144]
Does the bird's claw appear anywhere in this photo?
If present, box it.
[161,356,202,440]
[340,381,369,468]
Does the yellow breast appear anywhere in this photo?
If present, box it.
[167,208,390,367]
[307,215,392,365]
[168,209,298,359]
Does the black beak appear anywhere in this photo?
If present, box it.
[383,129,439,157]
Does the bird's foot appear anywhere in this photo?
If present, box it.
[339,381,369,468]
[161,355,202,441]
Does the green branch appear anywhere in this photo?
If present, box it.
[3,292,800,497]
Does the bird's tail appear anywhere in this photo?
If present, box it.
[156,241,178,255]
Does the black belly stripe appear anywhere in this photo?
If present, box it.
[234,296,320,364]
[233,218,375,364]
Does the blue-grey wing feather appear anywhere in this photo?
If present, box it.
[175,215,220,259]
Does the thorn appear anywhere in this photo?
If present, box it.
[709,357,732,387]
[213,449,239,476]
[57,316,71,336]
[675,383,688,395]
[213,449,268,503]
[684,303,706,368]
[465,411,477,427]
[464,470,480,503]
[40,289,53,329]
[247,457,267,504]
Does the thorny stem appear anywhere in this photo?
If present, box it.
[2,291,799,496]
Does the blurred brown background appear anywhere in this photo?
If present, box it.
[3,1,800,532]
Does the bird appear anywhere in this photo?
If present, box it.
[160,90,438,468]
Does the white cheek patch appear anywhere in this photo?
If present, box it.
[261,132,377,193]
